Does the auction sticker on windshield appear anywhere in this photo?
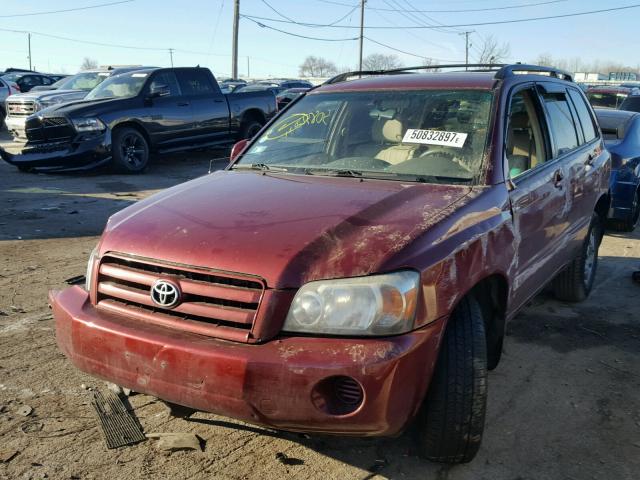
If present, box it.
[402,129,468,148]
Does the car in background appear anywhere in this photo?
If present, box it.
[586,86,637,109]
[5,67,154,139]
[236,79,314,96]
[619,91,640,113]
[220,81,246,94]
[276,87,310,109]
[45,74,68,83]
[0,78,21,127]
[0,67,277,173]
[595,108,640,231]
[0,72,57,93]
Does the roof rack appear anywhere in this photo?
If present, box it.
[324,63,573,85]
[495,64,573,82]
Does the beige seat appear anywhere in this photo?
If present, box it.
[371,118,417,165]
[506,111,537,174]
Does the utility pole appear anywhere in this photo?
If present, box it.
[460,31,473,70]
[168,48,174,67]
[246,56,250,78]
[27,33,32,71]
[358,0,365,71]
[232,0,240,79]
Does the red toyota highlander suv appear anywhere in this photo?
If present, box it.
[50,64,610,463]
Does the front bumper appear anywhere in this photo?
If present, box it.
[609,170,639,221]
[0,131,112,172]
[51,286,445,436]
[5,115,27,139]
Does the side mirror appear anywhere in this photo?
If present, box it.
[148,84,170,99]
[230,139,248,163]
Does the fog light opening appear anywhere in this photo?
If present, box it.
[311,376,364,416]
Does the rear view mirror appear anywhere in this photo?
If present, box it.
[149,84,170,98]
[230,139,248,163]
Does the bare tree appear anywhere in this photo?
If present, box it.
[475,35,510,65]
[422,57,441,72]
[362,53,403,71]
[299,56,337,77]
[80,57,98,70]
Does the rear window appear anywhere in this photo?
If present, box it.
[587,91,627,109]
[179,70,215,95]
[542,92,579,155]
[620,96,640,113]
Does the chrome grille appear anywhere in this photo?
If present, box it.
[6,100,35,117]
[95,255,265,342]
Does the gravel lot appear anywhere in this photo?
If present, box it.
[0,130,639,480]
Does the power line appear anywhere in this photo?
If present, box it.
[241,4,640,29]
[241,15,358,41]
[261,0,359,27]
[313,0,570,13]
[364,36,463,62]
[0,0,135,18]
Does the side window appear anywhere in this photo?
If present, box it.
[178,70,215,96]
[541,91,579,156]
[568,89,598,143]
[41,77,53,85]
[21,76,37,87]
[506,88,548,178]
[149,72,181,96]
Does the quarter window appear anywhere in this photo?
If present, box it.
[541,92,579,156]
[568,89,598,143]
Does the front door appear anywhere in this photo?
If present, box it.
[142,71,193,148]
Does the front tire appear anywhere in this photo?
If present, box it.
[417,295,488,464]
[111,127,149,173]
[553,212,602,302]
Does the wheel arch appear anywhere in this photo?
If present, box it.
[111,121,153,150]
[240,108,266,128]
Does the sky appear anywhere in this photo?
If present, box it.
[0,0,638,79]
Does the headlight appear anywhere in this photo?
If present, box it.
[85,247,99,291]
[72,117,105,132]
[35,97,64,111]
[283,271,420,336]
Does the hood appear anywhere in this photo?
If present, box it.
[101,171,471,288]
[43,97,128,117]
[9,89,85,102]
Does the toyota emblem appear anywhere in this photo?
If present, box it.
[150,279,181,308]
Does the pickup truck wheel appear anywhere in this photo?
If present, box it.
[112,128,149,173]
[241,120,263,140]
[417,295,487,464]
[553,212,602,302]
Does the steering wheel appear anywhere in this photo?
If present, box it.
[418,147,453,158]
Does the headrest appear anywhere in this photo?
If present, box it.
[510,111,530,129]
[381,119,403,142]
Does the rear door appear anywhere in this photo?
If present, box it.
[505,84,572,309]
[142,70,194,148]
[176,69,229,143]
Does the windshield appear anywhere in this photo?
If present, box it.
[587,91,627,109]
[236,89,493,184]
[58,72,110,91]
[85,71,148,100]
[2,73,22,81]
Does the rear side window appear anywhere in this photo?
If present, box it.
[541,92,578,156]
[568,89,598,143]
[41,77,54,85]
[178,70,215,96]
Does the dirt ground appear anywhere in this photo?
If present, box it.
[0,130,639,480]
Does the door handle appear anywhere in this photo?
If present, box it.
[553,169,564,188]
[585,152,596,166]
[213,99,225,103]
[177,102,190,107]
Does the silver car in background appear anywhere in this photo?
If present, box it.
[0,78,20,128]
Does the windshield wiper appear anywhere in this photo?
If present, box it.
[233,163,289,172]
[305,168,363,177]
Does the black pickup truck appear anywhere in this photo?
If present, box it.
[0,67,277,173]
